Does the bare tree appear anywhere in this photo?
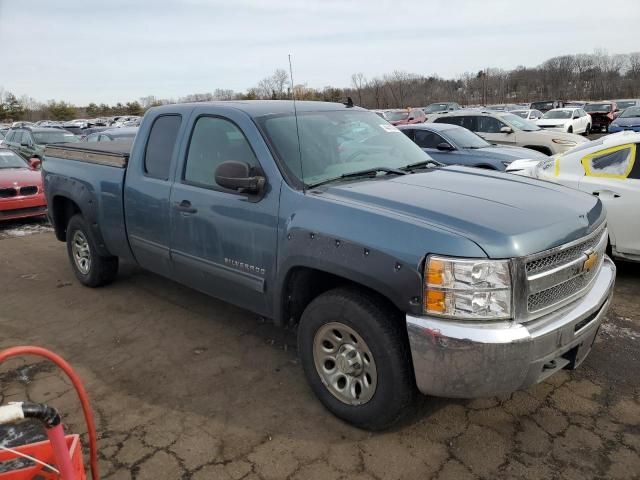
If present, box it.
[351,73,366,105]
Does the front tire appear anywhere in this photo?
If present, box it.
[66,214,118,287]
[567,126,573,133]
[297,287,417,430]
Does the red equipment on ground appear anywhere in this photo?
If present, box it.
[0,346,99,480]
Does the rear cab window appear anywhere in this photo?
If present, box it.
[144,115,182,180]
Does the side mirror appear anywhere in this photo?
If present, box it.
[436,142,454,151]
[500,126,513,134]
[29,158,41,169]
[214,161,265,194]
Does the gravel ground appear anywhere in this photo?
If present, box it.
[0,226,638,480]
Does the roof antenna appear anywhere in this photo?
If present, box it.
[288,54,305,193]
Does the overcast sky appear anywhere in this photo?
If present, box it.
[0,0,638,105]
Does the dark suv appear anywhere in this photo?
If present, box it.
[3,127,78,160]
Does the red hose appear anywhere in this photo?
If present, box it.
[0,346,99,480]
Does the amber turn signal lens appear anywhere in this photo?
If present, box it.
[425,290,446,313]
[426,258,445,286]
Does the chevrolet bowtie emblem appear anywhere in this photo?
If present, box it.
[582,251,599,273]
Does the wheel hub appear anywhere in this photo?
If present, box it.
[312,322,377,405]
[336,344,363,376]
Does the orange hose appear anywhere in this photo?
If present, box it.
[0,346,99,480]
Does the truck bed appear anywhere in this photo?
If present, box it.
[44,140,131,168]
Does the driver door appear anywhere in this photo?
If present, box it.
[169,113,280,316]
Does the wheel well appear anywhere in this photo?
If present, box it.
[523,145,552,156]
[280,267,399,327]
[51,196,81,241]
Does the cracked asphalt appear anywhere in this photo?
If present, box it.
[1,225,639,479]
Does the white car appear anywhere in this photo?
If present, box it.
[507,131,640,262]
[536,108,592,135]
[512,109,544,121]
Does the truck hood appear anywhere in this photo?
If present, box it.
[319,167,603,258]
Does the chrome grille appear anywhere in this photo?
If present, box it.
[523,225,607,316]
[528,260,600,311]
[526,228,604,275]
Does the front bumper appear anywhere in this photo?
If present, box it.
[406,256,616,398]
[0,195,47,221]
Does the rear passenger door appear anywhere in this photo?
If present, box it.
[169,111,280,316]
[124,113,185,278]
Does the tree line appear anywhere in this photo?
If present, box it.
[1,50,639,122]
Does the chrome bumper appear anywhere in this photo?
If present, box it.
[406,256,616,398]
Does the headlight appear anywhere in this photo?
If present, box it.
[535,158,556,178]
[552,138,577,145]
[424,255,512,320]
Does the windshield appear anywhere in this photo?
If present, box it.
[33,131,79,144]
[441,127,490,149]
[384,111,408,121]
[619,106,640,118]
[0,132,4,140]
[258,110,431,186]
[499,113,541,131]
[543,110,572,119]
[424,103,450,113]
[584,103,612,112]
[616,101,637,110]
[0,149,28,169]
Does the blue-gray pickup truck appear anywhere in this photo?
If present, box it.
[42,101,616,430]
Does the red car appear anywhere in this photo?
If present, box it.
[0,148,47,221]
[385,108,427,126]
[584,101,619,132]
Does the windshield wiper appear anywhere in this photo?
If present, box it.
[401,159,444,171]
[307,167,407,188]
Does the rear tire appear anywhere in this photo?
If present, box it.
[584,124,591,136]
[66,214,118,287]
[567,126,573,133]
[297,287,417,430]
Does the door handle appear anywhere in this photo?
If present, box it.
[175,200,198,214]
[592,190,620,199]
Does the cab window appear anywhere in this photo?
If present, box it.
[183,116,259,190]
[144,115,182,180]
